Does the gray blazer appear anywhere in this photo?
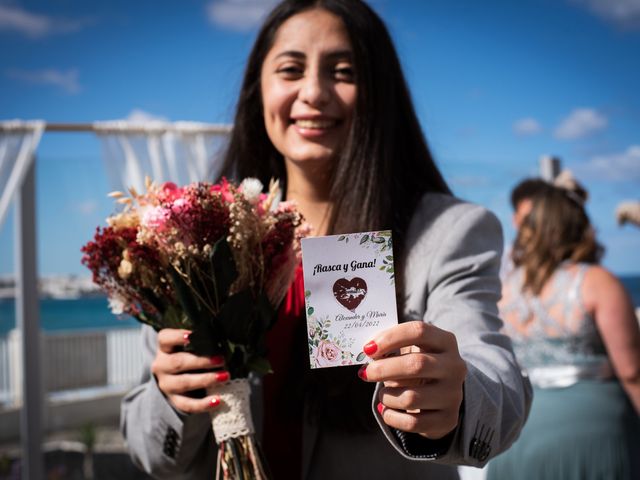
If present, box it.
[121,193,532,479]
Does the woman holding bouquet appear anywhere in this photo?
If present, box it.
[121,0,532,478]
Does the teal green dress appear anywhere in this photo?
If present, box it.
[488,263,640,480]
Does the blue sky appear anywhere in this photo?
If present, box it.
[1,0,639,276]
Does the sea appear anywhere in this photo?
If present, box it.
[0,296,139,336]
[1,276,639,336]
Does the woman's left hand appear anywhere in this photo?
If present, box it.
[359,320,467,439]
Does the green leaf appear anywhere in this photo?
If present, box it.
[373,236,385,244]
[385,255,393,261]
[161,304,184,329]
[136,311,161,330]
[188,265,215,314]
[249,292,276,342]
[356,351,366,362]
[338,236,345,241]
[360,234,370,245]
[217,289,254,344]
[139,287,166,314]
[169,268,206,327]
[246,356,273,375]
[209,237,238,305]
[186,321,220,357]
[227,343,250,378]
[307,307,314,316]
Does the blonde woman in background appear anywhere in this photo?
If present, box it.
[488,172,640,480]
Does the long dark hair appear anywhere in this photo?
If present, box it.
[222,0,450,246]
[221,0,451,432]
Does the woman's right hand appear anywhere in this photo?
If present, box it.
[151,328,229,414]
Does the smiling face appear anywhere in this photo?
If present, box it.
[260,8,357,169]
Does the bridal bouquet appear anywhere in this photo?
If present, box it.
[81,177,304,479]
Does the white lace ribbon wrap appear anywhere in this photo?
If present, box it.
[208,378,255,443]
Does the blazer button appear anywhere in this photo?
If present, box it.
[163,444,175,458]
[477,443,491,462]
[163,426,180,458]
[469,422,494,461]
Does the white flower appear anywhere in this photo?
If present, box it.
[240,178,263,203]
[108,295,126,315]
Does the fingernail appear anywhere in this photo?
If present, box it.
[215,371,230,383]
[209,397,221,408]
[210,355,224,366]
[357,364,368,381]
[183,332,191,346]
[363,341,378,356]
[377,402,385,415]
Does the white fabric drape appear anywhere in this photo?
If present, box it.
[94,121,231,193]
[0,120,45,230]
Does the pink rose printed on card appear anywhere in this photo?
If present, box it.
[302,231,399,369]
[306,315,356,367]
[315,340,342,368]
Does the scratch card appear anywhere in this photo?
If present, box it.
[301,231,399,369]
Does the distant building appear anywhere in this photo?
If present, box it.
[0,275,101,299]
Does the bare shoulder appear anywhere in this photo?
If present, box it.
[582,264,635,324]
[583,265,626,293]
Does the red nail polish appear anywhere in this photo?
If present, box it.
[215,371,230,383]
[363,341,378,356]
[357,364,368,381]
[377,402,385,415]
[183,332,191,345]
[210,355,224,366]
[209,397,221,408]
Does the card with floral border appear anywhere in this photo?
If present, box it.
[301,230,398,369]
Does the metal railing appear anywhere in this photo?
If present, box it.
[0,327,143,407]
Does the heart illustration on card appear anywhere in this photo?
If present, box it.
[332,277,368,312]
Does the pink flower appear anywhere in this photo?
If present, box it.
[222,191,234,203]
[170,198,188,213]
[141,206,169,231]
[315,340,342,368]
[211,178,235,203]
[158,182,182,202]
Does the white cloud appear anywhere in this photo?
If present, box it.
[6,68,81,94]
[554,108,607,140]
[0,5,92,38]
[570,0,640,30]
[206,0,279,31]
[513,117,542,136]
[580,145,640,181]
[125,109,169,124]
